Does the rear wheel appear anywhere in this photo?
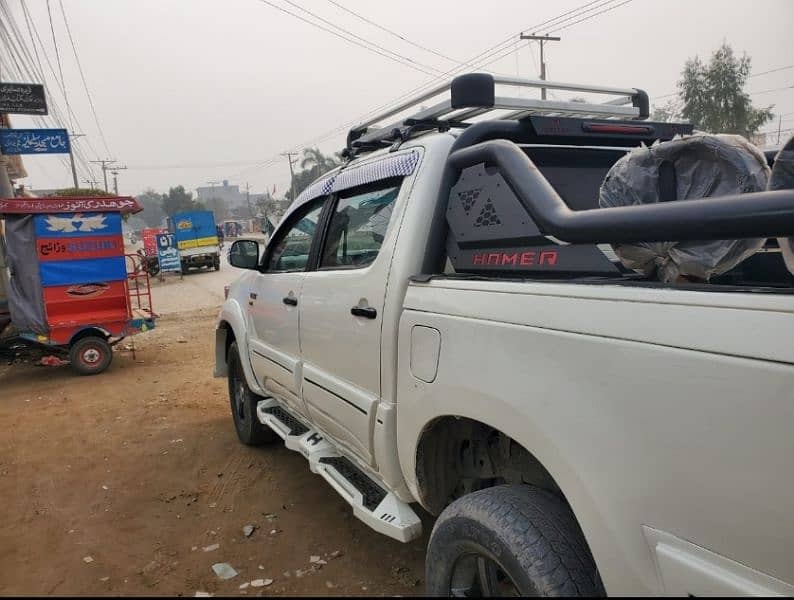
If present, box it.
[425,485,604,597]
[227,342,277,445]
[213,256,221,271]
[69,335,113,376]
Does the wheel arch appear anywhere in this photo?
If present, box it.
[68,326,111,345]
[412,413,613,592]
[214,300,265,396]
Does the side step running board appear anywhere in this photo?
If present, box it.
[256,399,422,543]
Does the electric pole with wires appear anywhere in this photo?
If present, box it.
[281,152,298,201]
[519,33,561,100]
[67,132,85,188]
[110,165,127,195]
[90,159,116,193]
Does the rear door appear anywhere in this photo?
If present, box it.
[247,198,325,415]
[299,179,403,464]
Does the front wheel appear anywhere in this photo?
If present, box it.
[425,485,604,597]
[227,342,278,445]
[69,335,113,376]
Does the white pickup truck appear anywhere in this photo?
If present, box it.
[215,74,794,596]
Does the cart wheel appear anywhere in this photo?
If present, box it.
[214,256,221,271]
[69,336,113,376]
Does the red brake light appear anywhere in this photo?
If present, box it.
[582,123,654,135]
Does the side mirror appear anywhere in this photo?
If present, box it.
[228,239,260,270]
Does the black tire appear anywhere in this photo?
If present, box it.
[213,256,221,271]
[425,485,604,597]
[68,335,113,376]
[227,342,277,445]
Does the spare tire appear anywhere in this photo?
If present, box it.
[599,134,770,282]
[768,135,794,274]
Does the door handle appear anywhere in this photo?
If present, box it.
[283,296,298,306]
[351,306,377,319]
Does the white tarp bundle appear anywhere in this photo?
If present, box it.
[599,134,770,282]
[768,136,794,274]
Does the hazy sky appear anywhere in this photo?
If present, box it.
[5,0,794,197]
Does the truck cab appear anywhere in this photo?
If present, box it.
[172,210,221,273]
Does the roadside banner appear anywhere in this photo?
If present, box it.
[0,128,69,155]
[156,233,181,272]
[0,82,47,115]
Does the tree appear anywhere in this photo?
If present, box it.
[676,43,773,137]
[651,98,683,123]
[136,188,166,227]
[299,147,341,177]
[286,147,343,200]
[161,185,204,217]
[53,187,110,197]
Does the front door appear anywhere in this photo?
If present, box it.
[299,180,402,464]
[248,198,325,415]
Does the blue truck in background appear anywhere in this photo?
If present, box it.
[171,210,221,273]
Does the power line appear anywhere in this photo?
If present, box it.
[283,0,447,75]
[19,0,44,81]
[12,0,99,178]
[232,0,636,182]
[58,0,112,156]
[44,0,72,132]
[549,0,635,33]
[18,0,98,160]
[749,84,794,96]
[324,0,459,66]
[0,3,87,181]
[0,1,96,180]
[750,64,794,78]
[256,0,441,77]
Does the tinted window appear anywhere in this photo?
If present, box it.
[267,199,325,272]
[320,183,400,269]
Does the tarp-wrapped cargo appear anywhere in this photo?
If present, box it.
[3,215,47,333]
[768,136,794,274]
[598,134,770,282]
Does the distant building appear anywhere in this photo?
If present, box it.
[196,180,244,206]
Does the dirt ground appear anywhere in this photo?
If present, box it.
[0,307,431,596]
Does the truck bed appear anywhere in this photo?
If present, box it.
[397,277,794,593]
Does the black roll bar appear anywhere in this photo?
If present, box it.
[447,139,794,245]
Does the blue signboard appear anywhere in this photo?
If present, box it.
[156,233,181,272]
[0,128,70,155]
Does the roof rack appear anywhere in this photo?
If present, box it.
[346,73,650,155]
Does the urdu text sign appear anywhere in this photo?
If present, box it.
[0,82,47,115]
[0,129,70,155]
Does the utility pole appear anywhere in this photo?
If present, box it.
[90,159,117,193]
[67,132,85,188]
[244,181,254,219]
[777,114,783,145]
[0,116,14,307]
[281,152,298,201]
[110,165,127,195]
[519,33,561,100]
[84,178,100,189]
